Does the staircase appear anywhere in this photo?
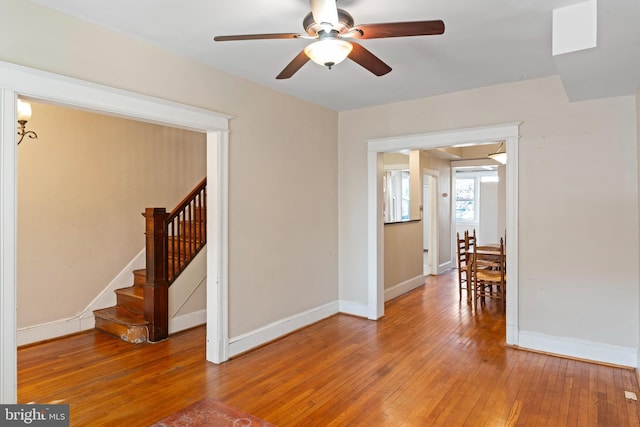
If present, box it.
[93,179,206,343]
[93,269,149,343]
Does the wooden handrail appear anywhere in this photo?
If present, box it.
[166,178,207,284]
[143,178,207,342]
[169,177,207,218]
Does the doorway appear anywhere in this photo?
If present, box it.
[0,61,230,402]
[366,122,520,346]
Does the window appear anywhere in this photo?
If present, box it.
[455,178,475,221]
[384,170,410,223]
[455,169,499,223]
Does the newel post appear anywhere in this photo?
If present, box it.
[144,207,169,342]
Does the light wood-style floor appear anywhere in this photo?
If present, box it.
[18,270,640,426]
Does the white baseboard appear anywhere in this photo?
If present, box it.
[384,275,425,302]
[17,317,86,346]
[338,300,369,318]
[518,330,638,368]
[169,309,207,334]
[17,249,146,346]
[17,308,207,346]
[506,323,519,346]
[438,260,453,274]
[228,301,340,358]
[17,248,209,346]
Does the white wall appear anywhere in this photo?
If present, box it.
[479,181,499,244]
[339,76,639,362]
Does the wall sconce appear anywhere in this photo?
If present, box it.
[17,99,38,145]
[488,142,507,164]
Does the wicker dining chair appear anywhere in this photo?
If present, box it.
[472,237,506,311]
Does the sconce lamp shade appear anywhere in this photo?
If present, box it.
[16,99,38,145]
[17,99,32,122]
[488,142,507,164]
[488,151,507,164]
[304,39,353,67]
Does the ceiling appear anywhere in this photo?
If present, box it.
[32,0,640,111]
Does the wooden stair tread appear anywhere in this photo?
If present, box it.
[115,286,143,299]
[93,307,148,326]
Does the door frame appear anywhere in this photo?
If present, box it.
[422,169,439,276]
[0,61,231,402]
[366,122,520,346]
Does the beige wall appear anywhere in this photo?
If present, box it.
[17,101,206,327]
[382,152,409,168]
[339,76,639,350]
[3,0,339,338]
[383,221,423,289]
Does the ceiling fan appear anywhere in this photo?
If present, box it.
[213,0,445,79]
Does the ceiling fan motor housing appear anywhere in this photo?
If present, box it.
[303,8,354,36]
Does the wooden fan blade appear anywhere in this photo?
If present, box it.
[310,0,339,25]
[276,50,311,79]
[348,42,392,76]
[352,20,445,39]
[214,33,302,42]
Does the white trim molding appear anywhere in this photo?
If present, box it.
[519,330,638,368]
[367,122,521,344]
[338,300,369,318]
[384,275,425,302]
[206,129,230,364]
[169,309,207,335]
[16,307,206,347]
[0,88,18,403]
[17,249,145,346]
[438,260,454,275]
[0,62,230,132]
[0,60,231,403]
[228,302,340,358]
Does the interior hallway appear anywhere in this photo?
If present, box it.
[18,270,640,426]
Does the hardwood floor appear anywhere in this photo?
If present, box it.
[18,270,640,426]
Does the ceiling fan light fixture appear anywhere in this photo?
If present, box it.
[304,38,353,68]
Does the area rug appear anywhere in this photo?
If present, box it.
[150,397,275,426]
